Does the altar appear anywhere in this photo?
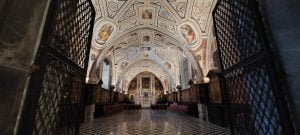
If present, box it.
[135,91,156,108]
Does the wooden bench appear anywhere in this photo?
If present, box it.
[124,104,141,110]
[151,104,167,110]
[167,104,188,114]
[103,104,124,114]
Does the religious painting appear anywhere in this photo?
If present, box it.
[96,23,114,44]
[128,78,137,91]
[142,77,150,89]
[155,77,163,90]
[142,9,153,19]
[180,24,196,43]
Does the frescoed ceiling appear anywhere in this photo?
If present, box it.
[87,0,217,91]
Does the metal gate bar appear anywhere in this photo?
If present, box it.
[213,0,294,134]
[17,0,95,134]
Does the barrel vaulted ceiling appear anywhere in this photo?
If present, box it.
[87,0,218,91]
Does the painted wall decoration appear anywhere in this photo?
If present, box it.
[120,61,128,69]
[167,0,188,18]
[200,39,207,74]
[176,2,186,12]
[158,6,176,21]
[92,0,102,18]
[142,77,150,89]
[164,62,171,70]
[180,24,196,43]
[142,9,153,19]
[191,0,214,33]
[128,78,137,91]
[119,5,136,22]
[155,77,163,90]
[96,23,114,44]
[106,0,126,18]
[142,36,150,42]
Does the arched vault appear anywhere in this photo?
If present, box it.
[86,0,218,91]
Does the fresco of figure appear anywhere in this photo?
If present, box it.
[96,24,114,44]
[128,78,137,91]
[180,24,196,43]
[142,9,152,19]
[120,61,128,69]
[155,78,163,90]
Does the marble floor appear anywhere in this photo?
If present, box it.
[80,110,230,135]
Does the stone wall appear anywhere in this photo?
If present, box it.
[0,0,49,134]
[257,0,300,130]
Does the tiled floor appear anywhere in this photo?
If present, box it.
[80,109,230,135]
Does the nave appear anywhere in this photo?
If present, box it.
[0,0,298,134]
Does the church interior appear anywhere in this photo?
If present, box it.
[0,0,299,134]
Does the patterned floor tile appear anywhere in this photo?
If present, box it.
[80,110,230,135]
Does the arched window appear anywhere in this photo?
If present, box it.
[101,58,110,89]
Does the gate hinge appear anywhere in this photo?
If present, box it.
[28,64,40,76]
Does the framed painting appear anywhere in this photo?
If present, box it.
[142,77,150,89]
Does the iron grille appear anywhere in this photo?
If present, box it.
[224,59,282,134]
[50,0,93,68]
[213,0,262,70]
[213,0,294,134]
[33,56,83,135]
[17,0,95,134]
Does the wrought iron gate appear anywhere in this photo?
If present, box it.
[17,0,95,134]
[213,0,295,134]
